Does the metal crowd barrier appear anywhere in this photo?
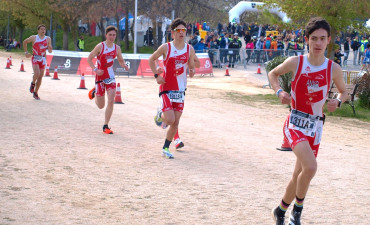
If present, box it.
[200,48,308,68]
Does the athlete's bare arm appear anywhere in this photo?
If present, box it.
[149,43,167,84]
[23,35,35,58]
[194,54,200,68]
[327,63,348,112]
[188,46,196,77]
[116,46,129,71]
[268,56,299,104]
[87,43,104,76]
[47,37,53,53]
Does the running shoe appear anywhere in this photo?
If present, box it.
[272,207,285,225]
[154,109,163,126]
[33,92,40,100]
[103,125,113,134]
[29,82,35,93]
[175,138,184,150]
[88,87,96,100]
[289,210,301,225]
[162,147,174,159]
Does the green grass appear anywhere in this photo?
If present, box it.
[225,92,281,105]
[324,102,370,122]
[225,91,370,122]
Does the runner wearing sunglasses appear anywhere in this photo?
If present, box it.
[149,18,196,159]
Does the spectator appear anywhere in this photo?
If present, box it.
[263,35,272,61]
[209,35,219,65]
[359,36,369,65]
[276,35,285,57]
[77,35,85,51]
[219,33,229,66]
[271,36,277,58]
[189,34,199,47]
[244,31,251,45]
[296,38,305,55]
[144,27,154,46]
[6,38,15,51]
[335,37,342,50]
[361,43,370,71]
[193,38,207,53]
[245,39,254,64]
[228,33,241,68]
[255,36,264,63]
[0,36,3,47]
[351,36,361,65]
[343,37,351,67]
[334,45,344,66]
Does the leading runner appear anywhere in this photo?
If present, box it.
[149,18,196,159]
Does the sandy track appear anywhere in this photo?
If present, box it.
[0,53,369,225]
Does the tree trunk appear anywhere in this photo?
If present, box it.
[97,18,105,42]
[115,14,121,46]
[124,7,129,51]
[61,22,69,50]
[327,27,337,60]
[70,19,79,51]
[18,28,23,46]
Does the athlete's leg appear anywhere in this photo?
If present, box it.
[34,68,45,93]
[166,111,182,142]
[104,88,116,125]
[282,159,302,204]
[292,141,317,198]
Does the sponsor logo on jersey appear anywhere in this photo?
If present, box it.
[315,74,324,80]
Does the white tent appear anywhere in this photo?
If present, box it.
[229,1,290,24]
[136,15,172,33]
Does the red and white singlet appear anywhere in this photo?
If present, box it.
[158,42,190,113]
[96,42,117,83]
[284,55,333,157]
[160,42,190,93]
[32,35,48,69]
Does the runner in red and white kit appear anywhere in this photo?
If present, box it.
[268,18,348,225]
[149,18,196,159]
[87,26,129,134]
[23,24,53,100]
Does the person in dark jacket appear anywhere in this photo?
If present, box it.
[228,34,241,68]
[343,37,351,67]
[351,36,361,65]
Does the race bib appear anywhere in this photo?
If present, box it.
[33,55,44,61]
[288,110,318,137]
[103,77,115,84]
[168,91,185,103]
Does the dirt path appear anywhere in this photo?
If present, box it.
[0,53,369,225]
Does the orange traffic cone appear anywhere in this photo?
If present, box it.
[77,73,87,89]
[45,65,50,77]
[52,66,60,80]
[224,66,230,76]
[5,58,11,69]
[9,56,13,66]
[19,60,25,72]
[256,64,262,74]
[114,83,124,104]
[276,137,292,151]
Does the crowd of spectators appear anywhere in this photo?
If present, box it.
[184,21,369,68]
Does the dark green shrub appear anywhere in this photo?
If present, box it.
[266,56,292,93]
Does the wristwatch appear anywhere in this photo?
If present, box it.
[336,98,342,108]
[154,74,158,78]
[93,68,98,72]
